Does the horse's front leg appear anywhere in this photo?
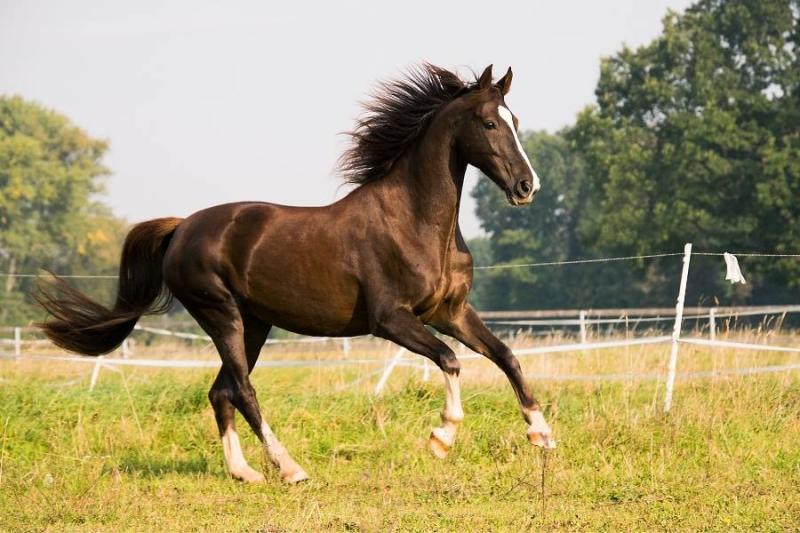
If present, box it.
[372,308,464,458]
[429,369,464,458]
[431,304,556,449]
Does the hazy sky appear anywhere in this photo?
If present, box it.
[1,0,694,237]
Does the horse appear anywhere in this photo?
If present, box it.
[35,64,555,484]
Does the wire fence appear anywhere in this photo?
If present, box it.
[3,249,799,278]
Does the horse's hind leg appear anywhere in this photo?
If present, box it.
[209,368,265,482]
[192,297,308,483]
[208,317,271,482]
[237,315,308,483]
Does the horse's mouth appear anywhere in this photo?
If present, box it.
[506,190,534,206]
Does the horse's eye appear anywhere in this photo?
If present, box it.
[483,121,496,130]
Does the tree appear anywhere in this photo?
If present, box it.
[571,0,800,305]
[0,96,125,324]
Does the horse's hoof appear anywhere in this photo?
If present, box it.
[526,410,556,449]
[232,468,266,483]
[429,428,452,459]
[527,428,557,449]
[282,468,310,484]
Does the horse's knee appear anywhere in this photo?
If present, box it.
[229,383,258,411]
[208,387,229,409]
[439,351,460,375]
[493,347,521,372]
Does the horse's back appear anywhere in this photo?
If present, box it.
[163,201,370,336]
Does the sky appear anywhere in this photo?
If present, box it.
[1,0,694,237]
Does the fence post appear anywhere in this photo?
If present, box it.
[579,311,587,344]
[89,356,105,391]
[664,243,693,413]
[776,310,787,335]
[708,308,716,341]
[342,337,351,359]
[121,339,130,359]
[373,347,406,396]
[13,327,21,359]
[422,359,431,382]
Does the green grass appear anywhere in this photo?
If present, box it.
[0,356,799,531]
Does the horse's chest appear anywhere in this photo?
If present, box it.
[411,277,449,318]
[412,262,470,320]
[392,236,472,319]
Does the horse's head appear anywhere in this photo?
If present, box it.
[454,65,540,206]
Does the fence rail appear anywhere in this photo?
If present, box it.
[478,304,800,320]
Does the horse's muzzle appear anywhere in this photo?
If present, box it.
[507,179,536,206]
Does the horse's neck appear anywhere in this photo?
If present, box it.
[353,113,465,271]
[394,123,465,242]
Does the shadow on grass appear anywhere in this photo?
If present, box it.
[112,454,212,478]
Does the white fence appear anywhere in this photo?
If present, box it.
[2,243,800,411]
[482,306,800,340]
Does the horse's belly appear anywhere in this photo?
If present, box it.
[249,301,370,337]
[243,275,369,337]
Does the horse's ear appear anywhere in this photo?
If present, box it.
[478,64,493,90]
[496,67,513,95]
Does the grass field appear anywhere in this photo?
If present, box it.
[1,334,799,531]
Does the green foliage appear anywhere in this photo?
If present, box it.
[472,0,800,310]
[471,130,598,309]
[0,96,126,324]
[575,0,800,298]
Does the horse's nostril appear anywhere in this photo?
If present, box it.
[517,180,532,196]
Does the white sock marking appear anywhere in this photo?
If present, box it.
[498,106,540,193]
[221,428,262,480]
[430,372,464,456]
[442,372,464,425]
[260,421,308,482]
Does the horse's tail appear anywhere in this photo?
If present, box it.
[34,217,183,356]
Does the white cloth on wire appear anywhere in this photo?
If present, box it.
[723,252,746,284]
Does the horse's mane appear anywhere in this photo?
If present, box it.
[339,64,479,186]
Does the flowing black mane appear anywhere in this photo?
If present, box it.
[339,64,478,186]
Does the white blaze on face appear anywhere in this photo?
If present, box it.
[498,106,541,193]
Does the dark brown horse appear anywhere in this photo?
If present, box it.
[36,64,554,484]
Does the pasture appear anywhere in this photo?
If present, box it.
[1,331,799,531]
